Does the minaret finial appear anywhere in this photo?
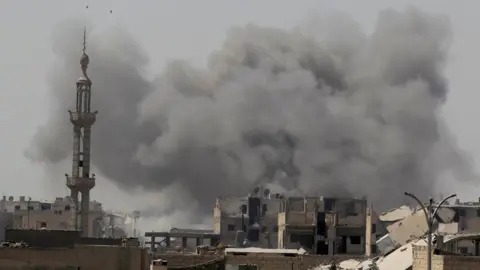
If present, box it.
[80,26,90,81]
[82,26,87,54]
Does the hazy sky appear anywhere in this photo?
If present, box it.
[1,0,479,212]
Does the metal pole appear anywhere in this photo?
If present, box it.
[27,198,31,229]
[404,192,456,270]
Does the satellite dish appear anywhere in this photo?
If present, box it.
[8,196,13,202]
[263,189,271,197]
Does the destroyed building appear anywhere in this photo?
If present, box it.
[214,189,378,256]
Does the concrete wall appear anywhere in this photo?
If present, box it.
[0,245,147,270]
[413,245,480,270]
[156,253,364,270]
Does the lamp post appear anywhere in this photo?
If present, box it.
[404,192,457,270]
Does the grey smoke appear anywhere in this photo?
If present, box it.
[27,7,477,223]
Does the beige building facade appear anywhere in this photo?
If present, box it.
[277,197,376,256]
[214,194,377,256]
[0,196,105,237]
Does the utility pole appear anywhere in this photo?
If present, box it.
[27,197,31,229]
[404,192,456,270]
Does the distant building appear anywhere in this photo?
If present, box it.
[213,186,284,248]
[0,196,104,237]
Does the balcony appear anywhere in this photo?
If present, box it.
[66,176,95,190]
[69,111,97,126]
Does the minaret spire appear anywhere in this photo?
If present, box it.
[65,27,97,237]
[80,26,90,82]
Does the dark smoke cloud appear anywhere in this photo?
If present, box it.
[27,8,476,224]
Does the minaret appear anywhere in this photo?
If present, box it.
[65,27,98,237]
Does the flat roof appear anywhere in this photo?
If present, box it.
[145,231,220,238]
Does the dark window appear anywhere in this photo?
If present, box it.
[273,226,279,233]
[40,222,47,228]
[324,199,334,211]
[372,224,377,234]
[346,202,356,216]
[227,224,235,231]
[458,209,466,217]
[79,160,84,167]
[248,228,260,242]
[350,236,361,245]
[459,247,469,254]
[476,209,480,217]
[27,206,33,211]
[261,226,268,233]
[14,205,20,210]
[240,204,247,214]
[262,204,267,216]
[65,205,71,211]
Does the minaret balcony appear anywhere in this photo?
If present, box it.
[66,176,95,190]
[69,111,97,126]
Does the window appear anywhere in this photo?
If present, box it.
[65,205,71,211]
[459,247,469,254]
[273,226,279,233]
[350,236,361,245]
[14,205,20,210]
[261,226,268,233]
[40,222,47,228]
[227,224,235,231]
[27,206,33,211]
[240,204,247,214]
[346,202,356,216]
[262,204,267,215]
[458,209,466,217]
[372,224,377,234]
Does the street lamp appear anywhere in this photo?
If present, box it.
[404,192,457,270]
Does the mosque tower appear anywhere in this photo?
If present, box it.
[65,27,98,237]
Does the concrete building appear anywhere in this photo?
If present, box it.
[214,187,285,248]
[435,199,480,255]
[277,196,376,256]
[64,27,98,237]
[378,198,480,255]
[146,228,220,253]
[214,191,377,256]
[0,196,105,237]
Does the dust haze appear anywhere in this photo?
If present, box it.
[26,7,477,227]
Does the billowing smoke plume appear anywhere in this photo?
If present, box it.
[27,7,477,224]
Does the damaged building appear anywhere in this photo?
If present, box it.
[213,188,378,256]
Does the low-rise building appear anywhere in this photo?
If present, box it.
[277,196,376,256]
[0,196,105,238]
[214,187,284,248]
[214,191,377,256]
